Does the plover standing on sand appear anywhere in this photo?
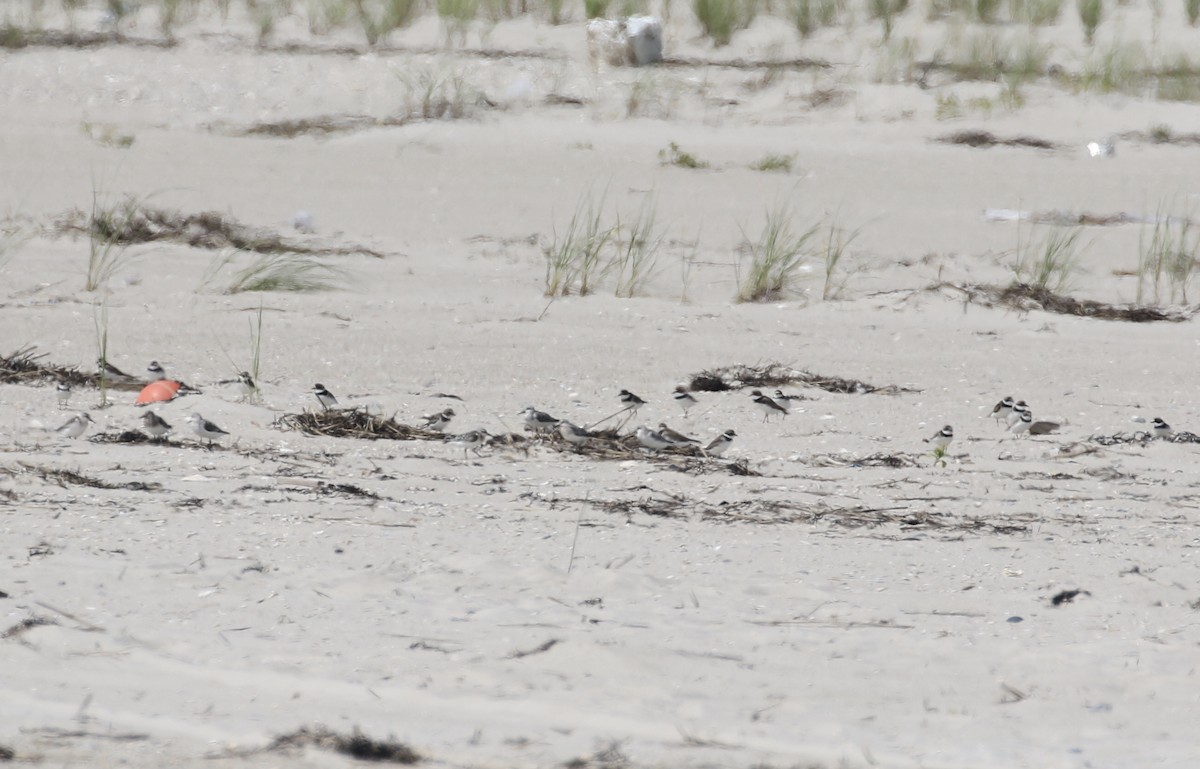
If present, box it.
[313,383,338,411]
[672,386,698,416]
[141,411,172,439]
[56,382,72,409]
[447,429,489,459]
[990,396,1015,424]
[924,425,954,450]
[1006,401,1029,428]
[187,412,229,447]
[1152,417,1173,440]
[704,429,737,457]
[1009,411,1033,437]
[238,371,258,401]
[422,408,456,432]
[55,412,94,439]
[146,361,166,381]
[750,390,789,423]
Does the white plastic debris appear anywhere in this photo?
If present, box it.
[587,15,664,69]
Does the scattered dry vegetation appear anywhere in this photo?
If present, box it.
[937,283,1195,322]
[267,726,419,763]
[0,345,96,387]
[936,130,1056,150]
[687,362,915,394]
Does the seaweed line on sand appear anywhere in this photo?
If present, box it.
[18,462,161,492]
[687,362,916,394]
[52,203,386,258]
[936,130,1056,150]
[529,491,1031,534]
[265,726,419,764]
[1,345,97,387]
[938,283,1197,322]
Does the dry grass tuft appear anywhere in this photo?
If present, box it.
[0,345,96,387]
[276,408,452,441]
[936,130,1056,149]
[939,283,1193,322]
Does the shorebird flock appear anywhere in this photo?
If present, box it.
[35,359,1180,459]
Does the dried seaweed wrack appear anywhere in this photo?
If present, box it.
[938,283,1193,322]
[1,346,96,387]
[276,408,451,441]
[936,130,1056,150]
[687,362,914,394]
[267,727,419,764]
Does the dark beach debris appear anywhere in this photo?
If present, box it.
[0,27,174,50]
[1051,588,1091,606]
[53,201,386,258]
[508,638,561,659]
[0,744,13,761]
[90,430,155,445]
[803,452,925,468]
[0,345,96,387]
[273,477,383,501]
[18,462,161,492]
[275,408,453,442]
[1121,128,1200,146]
[260,39,563,61]
[939,283,1194,322]
[687,362,916,394]
[1091,430,1200,445]
[2,615,58,640]
[234,113,413,138]
[267,727,420,764]
[937,130,1056,150]
[536,491,1028,534]
[661,54,830,71]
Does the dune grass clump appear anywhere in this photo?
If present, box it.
[693,0,754,46]
[544,191,615,297]
[352,0,421,45]
[85,193,137,292]
[819,218,863,300]
[437,0,479,44]
[659,141,709,169]
[612,197,663,298]
[750,153,795,172]
[400,65,480,120]
[1012,226,1084,293]
[1076,0,1102,44]
[1137,209,1200,304]
[205,251,350,294]
[736,205,819,303]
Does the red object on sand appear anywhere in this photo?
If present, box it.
[136,379,181,405]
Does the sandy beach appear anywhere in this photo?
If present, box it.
[3,1,1200,767]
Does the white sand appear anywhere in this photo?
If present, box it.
[3,3,1200,767]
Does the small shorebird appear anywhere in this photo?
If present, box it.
[1152,417,1173,440]
[658,422,698,445]
[990,396,1015,424]
[55,412,94,439]
[619,389,647,413]
[522,406,560,434]
[923,425,954,450]
[141,411,172,440]
[312,383,338,411]
[56,382,72,409]
[750,390,789,423]
[773,389,804,404]
[672,386,698,416]
[1006,400,1029,428]
[421,408,456,432]
[187,412,229,447]
[557,420,593,447]
[447,429,489,459]
[238,371,258,401]
[97,358,133,381]
[146,361,166,381]
[1009,411,1032,437]
[704,429,736,457]
[635,425,673,452]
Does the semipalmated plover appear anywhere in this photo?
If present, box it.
[672,386,698,416]
[619,389,647,412]
[704,428,737,457]
[1152,417,1173,439]
[56,382,72,409]
[238,371,258,401]
[751,389,788,422]
[990,396,1014,423]
[313,383,338,411]
[924,425,954,450]
[1009,411,1032,437]
[421,408,456,432]
[146,361,166,381]
[1006,401,1029,428]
